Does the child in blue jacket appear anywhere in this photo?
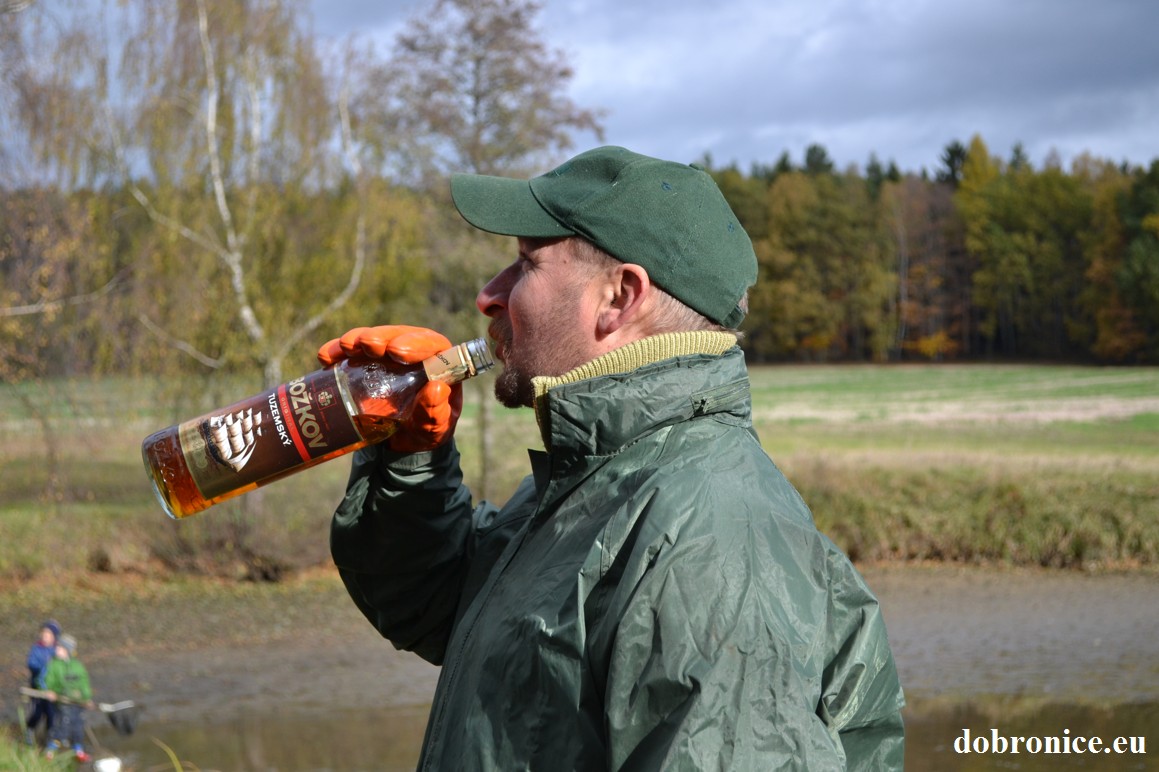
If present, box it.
[23,620,60,746]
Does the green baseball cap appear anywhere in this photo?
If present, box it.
[450,146,757,328]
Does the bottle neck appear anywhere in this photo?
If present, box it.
[423,339,494,384]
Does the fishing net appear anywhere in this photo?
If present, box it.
[100,702,140,736]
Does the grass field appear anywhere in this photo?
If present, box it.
[1,363,1157,581]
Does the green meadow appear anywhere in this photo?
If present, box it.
[1,363,1157,582]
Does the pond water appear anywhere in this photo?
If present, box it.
[69,566,1158,771]
[89,703,429,772]
[89,698,1156,772]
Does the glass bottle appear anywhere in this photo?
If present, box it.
[141,338,493,519]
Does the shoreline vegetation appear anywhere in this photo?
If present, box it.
[2,363,1156,584]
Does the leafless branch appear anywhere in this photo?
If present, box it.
[124,185,227,257]
[135,312,224,369]
[0,0,35,15]
[0,269,127,318]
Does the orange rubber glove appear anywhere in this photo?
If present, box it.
[317,325,463,453]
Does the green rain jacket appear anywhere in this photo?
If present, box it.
[44,657,92,704]
[332,332,905,771]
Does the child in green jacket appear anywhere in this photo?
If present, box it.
[43,634,93,763]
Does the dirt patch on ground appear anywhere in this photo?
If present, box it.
[4,564,1158,729]
[756,396,1159,425]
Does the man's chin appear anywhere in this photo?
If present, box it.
[493,366,533,409]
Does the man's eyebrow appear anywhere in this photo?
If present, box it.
[517,239,544,259]
[520,236,559,253]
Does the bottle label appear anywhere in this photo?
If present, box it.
[178,369,362,500]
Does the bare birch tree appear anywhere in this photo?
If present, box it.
[3,0,386,386]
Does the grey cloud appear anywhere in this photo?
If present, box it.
[312,0,1159,173]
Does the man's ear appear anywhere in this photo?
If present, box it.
[597,263,651,337]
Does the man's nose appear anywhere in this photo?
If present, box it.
[476,265,514,316]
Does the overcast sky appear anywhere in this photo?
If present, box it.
[309,0,1159,176]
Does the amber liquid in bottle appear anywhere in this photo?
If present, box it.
[142,338,493,519]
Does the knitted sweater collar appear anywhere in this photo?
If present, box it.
[531,331,739,450]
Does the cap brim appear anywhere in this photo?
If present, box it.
[451,173,574,238]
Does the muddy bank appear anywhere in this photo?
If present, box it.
[869,565,1159,704]
[4,565,1158,728]
[0,571,440,726]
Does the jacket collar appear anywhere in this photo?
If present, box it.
[531,331,749,454]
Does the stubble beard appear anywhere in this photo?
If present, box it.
[493,348,533,409]
[489,317,533,408]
